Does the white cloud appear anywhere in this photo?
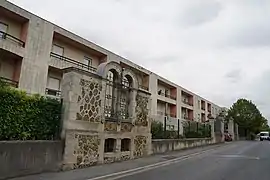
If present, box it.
[8,0,270,122]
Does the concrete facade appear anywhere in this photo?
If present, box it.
[1,0,224,134]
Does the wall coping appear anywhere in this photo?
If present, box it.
[152,138,212,142]
[0,140,62,144]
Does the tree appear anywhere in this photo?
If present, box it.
[226,99,266,137]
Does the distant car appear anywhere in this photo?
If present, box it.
[224,133,232,141]
[259,132,270,141]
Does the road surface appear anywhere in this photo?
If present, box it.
[115,141,270,180]
[10,141,270,180]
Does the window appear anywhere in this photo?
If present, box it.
[52,44,64,56]
[104,138,116,153]
[83,56,92,69]
[198,100,200,109]
[47,77,60,90]
[46,77,60,96]
[0,22,8,39]
[121,139,131,151]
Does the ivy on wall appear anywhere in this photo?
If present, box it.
[0,82,61,140]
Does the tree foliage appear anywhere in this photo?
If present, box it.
[226,98,267,134]
[0,80,62,140]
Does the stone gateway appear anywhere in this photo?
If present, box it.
[61,62,152,170]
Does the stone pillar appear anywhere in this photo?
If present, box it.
[210,120,215,143]
[61,68,104,170]
[220,120,225,142]
[133,90,152,157]
[234,123,239,140]
[228,120,235,140]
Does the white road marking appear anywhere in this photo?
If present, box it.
[87,148,218,180]
[215,154,260,160]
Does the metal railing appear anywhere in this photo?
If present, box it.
[139,85,149,91]
[50,52,97,73]
[182,100,193,106]
[157,111,176,118]
[0,77,18,88]
[157,91,176,100]
[0,31,25,47]
[151,116,212,139]
[45,88,61,98]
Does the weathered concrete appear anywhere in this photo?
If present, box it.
[151,138,215,154]
[0,141,63,180]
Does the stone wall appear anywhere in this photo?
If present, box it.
[0,141,63,180]
[61,62,152,170]
[152,138,215,154]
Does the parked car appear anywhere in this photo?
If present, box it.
[259,132,270,141]
[224,133,232,141]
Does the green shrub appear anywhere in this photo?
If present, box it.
[151,121,164,139]
[0,83,61,140]
[183,121,211,138]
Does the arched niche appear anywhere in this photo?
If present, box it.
[96,61,122,81]
[122,68,138,89]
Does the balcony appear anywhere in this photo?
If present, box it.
[182,99,193,106]
[181,91,193,108]
[157,111,176,118]
[207,103,212,113]
[50,52,97,73]
[157,90,176,100]
[0,31,25,47]
[0,77,18,88]
[45,88,61,98]
[182,116,193,121]
[0,31,25,57]
[139,84,149,91]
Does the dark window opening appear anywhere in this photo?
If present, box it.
[104,138,116,153]
[121,138,131,151]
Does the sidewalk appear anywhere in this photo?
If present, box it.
[9,143,226,180]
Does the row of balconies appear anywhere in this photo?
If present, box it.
[0,9,215,113]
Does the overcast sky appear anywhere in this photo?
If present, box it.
[9,0,270,121]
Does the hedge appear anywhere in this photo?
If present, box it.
[0,82,62,140]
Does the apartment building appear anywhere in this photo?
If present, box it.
[0,1,222,130]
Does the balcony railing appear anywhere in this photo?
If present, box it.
[50,52,97,73]
[0,31,25,47]
[45,88,61,98]
[0,77,18,88]
[182,100,193,106]
[182,116,193,121]
[157,90,176,100]
[201,107,205,110]
[157,111,177,118]
[139,85,149,91]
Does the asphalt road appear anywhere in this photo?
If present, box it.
[10,141,270,180]
[115,141,270,180]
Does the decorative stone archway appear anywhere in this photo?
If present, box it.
[61,62,152,170]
